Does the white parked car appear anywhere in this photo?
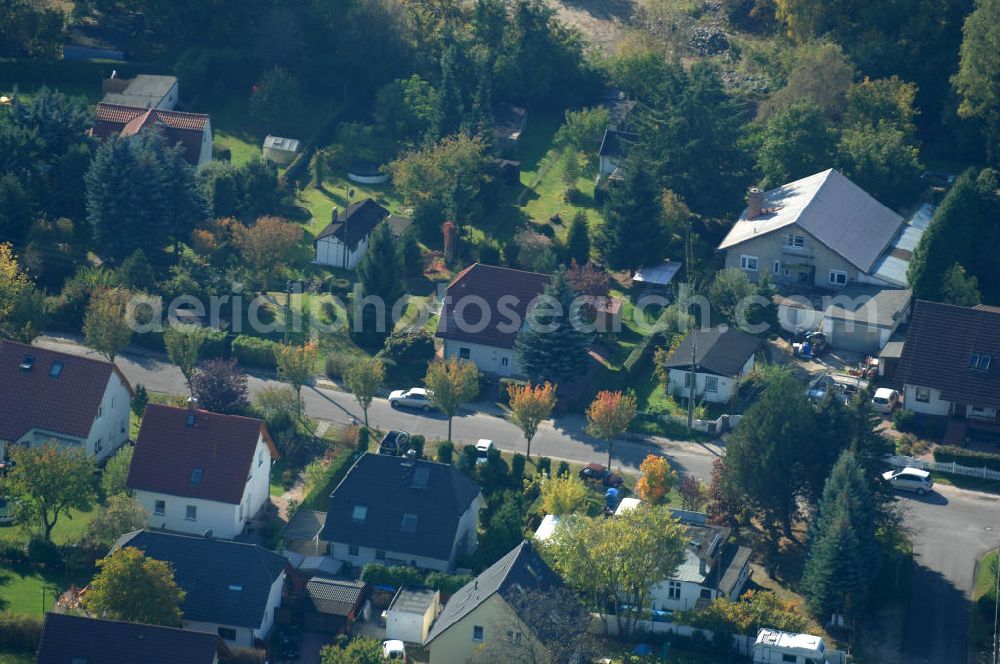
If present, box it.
[388,388,434,412]
[882,467,934,495]
[382,639,407,661]
[475,439,495,465]
[871,387,900,413]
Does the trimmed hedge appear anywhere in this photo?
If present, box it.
[231,335,277,369]
[361,563,424,588]
[0,613,44,652]
[934,445,1000,472]
[200,328,229,359]
[301,449,357,510]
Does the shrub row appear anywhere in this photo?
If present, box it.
[231,335,278,369]
[934,445,1000,472]
[301,450,357,510]
[0,613,44,652]
[359,564,473,596]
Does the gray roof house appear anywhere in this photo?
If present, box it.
[314,198,390,270]
[102,74,179,109]
[113,530,287,648]
[319,452,485,572]
[661,328,762,404]
[719,169,905,290]
[424,541,574,664]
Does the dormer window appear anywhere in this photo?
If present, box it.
[49,361,63,377]
[401,514,418,532]
[352,505,368,522]
[190,468,203,485]
[970,353,992,371]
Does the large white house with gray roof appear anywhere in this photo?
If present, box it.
[719,169,905,289]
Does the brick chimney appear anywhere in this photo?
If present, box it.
[747,187,764,220]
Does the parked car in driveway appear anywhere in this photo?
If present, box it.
[882,467,934,495]
[579,463,624,488]
[379,430,411,456]
[388,388,435,412]
[872,387,900,413]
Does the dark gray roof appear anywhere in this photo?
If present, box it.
[598,128,637,159]
[281,509,327,541]
[425,541,563,645]
[663,328,762,377]
[113,530,286,629]
[315,198,389,250]
[320,453,483,562]
[305,577,367,616]
[386,213,412,237]
[716,545,752,597]
[37,613,223,664]
[389,586,438,615]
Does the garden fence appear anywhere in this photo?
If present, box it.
[885,454,1000,481]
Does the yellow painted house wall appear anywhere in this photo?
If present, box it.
[427,594,546,664]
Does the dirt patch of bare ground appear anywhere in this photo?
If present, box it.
[545,0,635,55]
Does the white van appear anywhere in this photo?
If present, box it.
[475,439,495,465]
[882,467,933,495]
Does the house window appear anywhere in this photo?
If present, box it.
[915,387,931,403]
[667,581,681,600]
[704,376,719,393]
[459,347,471,360]
[376,550,386,560]
[700,588,713,599]
[683,372,695,388]
[970,353,992,371]
[828,270,848,285]
[349,544,359,556]
[49,361,63,377]
[190,469,203,485]
[772,260,780,275]
[94,438,103,453]
[401,514,418,532]
[351,505,368,523]
[111,397,116,409]
[501,357,509,367]
[740,255,758,272]
[506,631,522,643]
[258,449,264,467]
[217,627,237,641]
[472,625,484,642]
[96,406,103,420]
[185,505,197,521]
[784,234,805,247]
[782,656,797,663]
[239,502,244,520]
[154,500,165,516]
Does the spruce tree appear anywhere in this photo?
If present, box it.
[564,211,590,265]
[596,159,667,270]
[357,222,404,304]
[514,270,593,382]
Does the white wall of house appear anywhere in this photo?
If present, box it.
[329,541,452,572]
[442,339,520,377]
[178,573,282,648]
[196,120,213,170]
[667,369,735,404]
[158,81,179,110]
[650,578,714,612]
[723,224,864,288]
[599,155,620,177]
[315,234,370,270]
[427,594,545,664]
[902,384,951,416]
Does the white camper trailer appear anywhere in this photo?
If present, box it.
[752,628,830,664]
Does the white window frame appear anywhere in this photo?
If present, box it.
[915,387,931,403]
[154,500,165,516]
[459,347,471,360]
[472,625,485,642]
[772,260,780,275]
[704,376,719,393]
[740,255,758,272]
[784,234,805,247]
[185,505,197,521]
[828,270,848,285]
[667,581,682,600]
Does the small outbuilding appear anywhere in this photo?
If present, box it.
[303,577,368,634]
[385,586,440,644]
[632,261,682,291]
[263,135,301,165]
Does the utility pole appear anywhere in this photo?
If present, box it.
[686,215,696,435]
[283,279,292,345]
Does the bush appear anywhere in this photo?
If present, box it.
[28,537,62,568]
[536,456,552,477]
[231,335,277,369]
[556,460,571,478]
[361,563,424,588]
[325,352,354,381]
[893,409,917,433]
[0,613,44,651]
[511,453,526,485]
[358,427,370,453]
[301,450,357,510]
[381,330,436,373]
[329,278,352,294]
[458,445,479,474]
[437,441,454,464]
[934,445,1000,472]
[200,328,229,359]
[0,544,27,565]
[425,571,474,595]
[409,434,425,459]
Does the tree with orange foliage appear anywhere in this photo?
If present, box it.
[507,381,557,458]
[231,216,303,289]
[636,454,677,504]
[585,390,637,469]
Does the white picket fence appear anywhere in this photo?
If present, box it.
[886,454,1000,481]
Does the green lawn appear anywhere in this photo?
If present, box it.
[0,651,35,664]
[972,550,998,659]
[0,505,99,547]
[0,565,61,615]
[298,174,407,230]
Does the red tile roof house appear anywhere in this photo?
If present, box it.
[0,340,133,464]
[127,404,279,540]
[435,263,551,377]
[92,102,214,169]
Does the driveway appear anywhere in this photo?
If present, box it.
[900,485,1000,663]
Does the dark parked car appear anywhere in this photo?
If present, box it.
[378,430,411,456]
[579,463,624,488]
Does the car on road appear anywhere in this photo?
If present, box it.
[388,388,435,412]
[579,462,624,488]
[379,430,411,456]
[872,387,900,413]
[882,467,934,495]
[475,439,495,465]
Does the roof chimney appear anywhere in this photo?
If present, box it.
[747,187,764,220]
